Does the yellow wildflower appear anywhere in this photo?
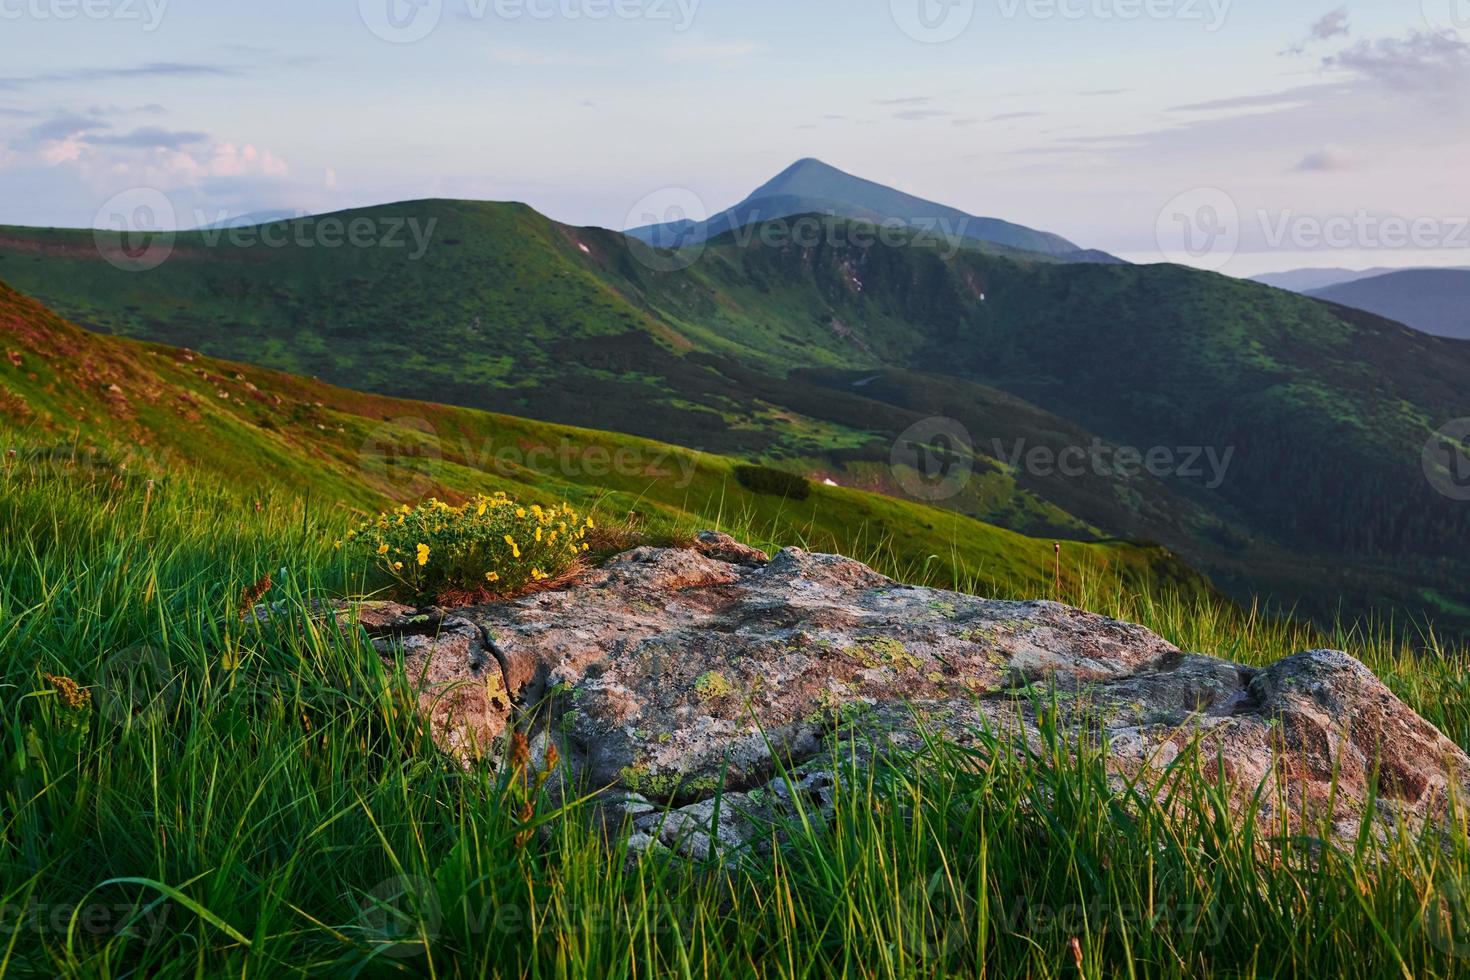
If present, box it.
[485,571,500,583]
[378,543,390,555]
[44,673,91,711]
[504,535,521,559]
[417,544,431,567]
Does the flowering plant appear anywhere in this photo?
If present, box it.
[340,494,591,602]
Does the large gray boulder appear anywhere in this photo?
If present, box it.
[358,535,1470,858]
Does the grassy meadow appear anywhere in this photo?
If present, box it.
[4,447,1470,978]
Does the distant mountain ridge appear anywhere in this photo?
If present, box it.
[627,158,1122,264]
[1308,269,1470,340]
[1251,265,1470,294]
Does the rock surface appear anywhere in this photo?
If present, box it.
[359,539,1470,857]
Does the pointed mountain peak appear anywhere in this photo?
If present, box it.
[627,158,1114,262]
[750,158,875,200]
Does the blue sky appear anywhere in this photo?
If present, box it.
[1,0,1467,274]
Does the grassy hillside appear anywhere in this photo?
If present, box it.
[0,281,1200,600]
[3,419,1469,978]
[1,202,1467,634]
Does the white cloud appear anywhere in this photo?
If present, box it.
[204,142,288,178]
[1324,30,1470,95]
[40,136,86,165]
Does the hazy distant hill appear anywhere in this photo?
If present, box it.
[1252,265,1470,294]
[1308,269,1470,340]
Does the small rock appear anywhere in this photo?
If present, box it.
[694,530,770,566]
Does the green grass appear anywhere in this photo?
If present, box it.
[4,449,1470,978]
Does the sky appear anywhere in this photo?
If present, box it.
[0,0,1467,276]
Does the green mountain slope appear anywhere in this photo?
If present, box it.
[1,201,1467,633]
[0,280,1199,599]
